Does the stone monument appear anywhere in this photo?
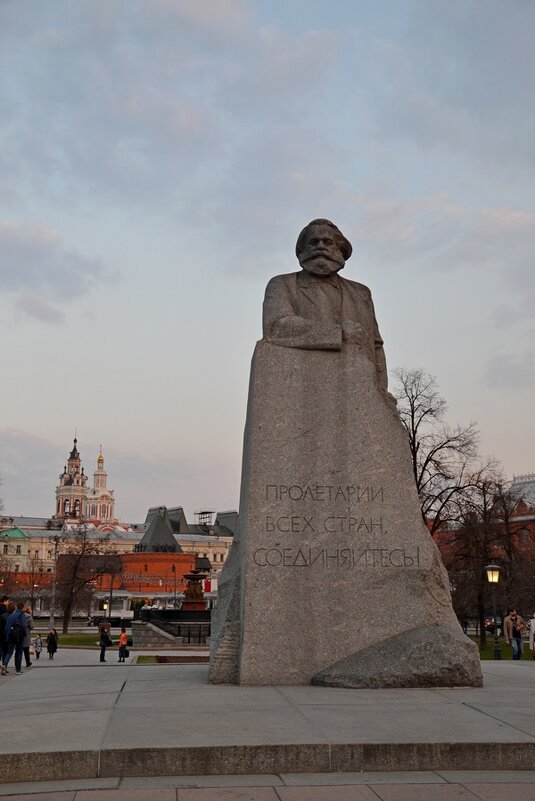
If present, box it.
[210,219,482,688]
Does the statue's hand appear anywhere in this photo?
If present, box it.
[341,319,363,344]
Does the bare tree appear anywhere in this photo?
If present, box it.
[443,471,532,647]
[449,475,506,647]
[56,526,120,633]
[392,367,492,534]
[15,554,45,612]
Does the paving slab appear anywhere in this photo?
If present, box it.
[174,790,279,801]
[461,785,535,800]
[3,658,535,785]
[120,775,285,788]
[0,794,76,801]
[438,771,535,783]
[0,780,119,797]
[275,787,380,801]
[369,786,478,800]
[75,791,176,801]
[5,775,535,800]
[280,772,446,785]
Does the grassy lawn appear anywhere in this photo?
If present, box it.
[33,632,104,648]
[472,636,534,661]
[30,634,535,659]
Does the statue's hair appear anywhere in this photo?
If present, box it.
[295,218,352,261]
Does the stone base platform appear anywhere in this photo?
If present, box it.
[2,658,535,784]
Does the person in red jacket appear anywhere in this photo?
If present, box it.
[118,627,128,662]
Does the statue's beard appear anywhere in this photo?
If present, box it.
[300,255,345,276]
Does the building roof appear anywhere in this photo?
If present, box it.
[167,507,190,534]
[2,516,57,529]
[136,508,183,553]
[510,474,535,510]
[214,511,238,536]
[175,533,232,544]
[0,527,28,539]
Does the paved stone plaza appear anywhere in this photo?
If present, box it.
[2,654,535,798]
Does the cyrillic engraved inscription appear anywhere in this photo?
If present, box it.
[265,484,384,503]
[252,546,420,569]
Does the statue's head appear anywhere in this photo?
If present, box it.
[296,219,352,277]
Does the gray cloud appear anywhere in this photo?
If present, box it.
[0,428,239,523]
[14,294,66,325]
[370,1,535,174]
[0,219,116,321]
[485,351,535,389]
[353,192,535,287]
[0,0,339,219]
[0,429,58,517]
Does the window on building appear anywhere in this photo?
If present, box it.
[14,564,19,572]
[74,499,80,514]
[16,545,21,555]
[521,528,531,545]
[34,550,39,557]
[47,550,53,559]
[47,567,52,572]
[64,500,70,514]
[2,544,7,555]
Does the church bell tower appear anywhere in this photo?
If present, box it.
[54,436,89,521]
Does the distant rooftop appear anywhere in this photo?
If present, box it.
[136,507,183,553]
[510,474,535,509]
[2,507,238,539]
[0,527,28,539]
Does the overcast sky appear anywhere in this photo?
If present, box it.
[1,0,534,524]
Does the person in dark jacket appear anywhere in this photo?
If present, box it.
[3,601,28,675]
[99,625,112,663]
[46,629,58,659]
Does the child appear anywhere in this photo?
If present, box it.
[33,633,43,660]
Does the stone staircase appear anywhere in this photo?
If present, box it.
[132,620,210,649]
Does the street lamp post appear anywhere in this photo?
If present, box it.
[171,564,177,607]
[48,534,61,630]
[108,575,114,621]
[485,563,501,660]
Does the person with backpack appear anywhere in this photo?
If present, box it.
[2,601,28,675]
[0,595,9,671]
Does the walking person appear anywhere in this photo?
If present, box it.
[504,608,526,660]
[528,612,535,660]
[46,629,58,660]
[0,595,9,672]
[23,606,34,668]
[99,624,112,663]
[33,633,43,660]
[3,601,28,675]
[118,627,128,662]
